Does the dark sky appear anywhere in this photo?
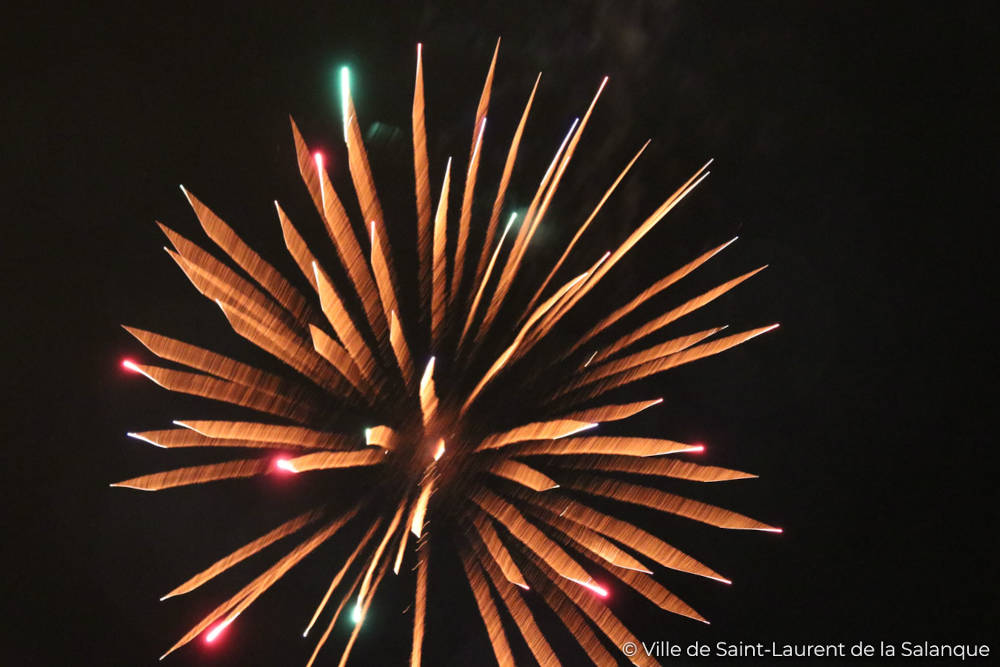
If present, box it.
[5,2,996,665]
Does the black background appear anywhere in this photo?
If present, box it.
[4,2,996,665]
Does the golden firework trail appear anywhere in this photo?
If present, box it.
[116,41,780,665]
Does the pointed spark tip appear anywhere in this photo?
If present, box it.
[691,444,705,452]
[275,458,298,473]
[121,359,140,373]
[204,620,229,643]
[516,583,530,590]
[653,397,665,404]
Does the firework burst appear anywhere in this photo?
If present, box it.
[116,41,780,665]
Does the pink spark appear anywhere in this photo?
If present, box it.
[572,579,608,597]
[314,152,324,170]
[690,443,705,453]
[275,458,298,473]
[205,618,232,643]
[121,359,141,373]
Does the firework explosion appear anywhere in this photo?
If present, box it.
[116,41,780,665]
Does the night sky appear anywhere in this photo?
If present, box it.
[5,2,996,665]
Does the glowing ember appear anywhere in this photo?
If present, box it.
[275,458,298,473]
[204,618,232,643]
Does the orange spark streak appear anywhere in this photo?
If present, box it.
[487,459,559,492]
[182,187,313,323]
[457,211,518,354]
[172,421,352,448]
[370,220,401,338]
[521,504,652,573]
[511,491,728,581]
[111,458,274,491]
[430,160,451,347]
[451,117,488,305]
[162,509,322,600]
[460,551,515,666]
[476,419,596,451]
[453,38,500,304]
[303,520,381,637]
[410,542,428,667]
[478,118,580,339]
[412,44,432,313]
[301,119,387,340]
[304,562,366,667]
[470,488,597,588]
[556,398,663,423]
[410,477,434,538]
[473,549,560,666]
[568,237,738,357]
[468,72,540,310]
[461,271,589,414]
[522,139,650,320]
[364,425,396,449]
[469,512,529,589]
[507,77,610,320]
[285,449,384,473]
[312,261,380,384]
[592,266,767,364]
[549,455,757,483]
[530,161,713,340]
[510,435,700,458]
[389,311,416,389]
[418,358,438,427]
[357,501,407,605]
[159,506,360,660]
[569,476,780,531]
[560,324,780,407]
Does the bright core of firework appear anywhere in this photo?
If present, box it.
[114,39,780,666]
